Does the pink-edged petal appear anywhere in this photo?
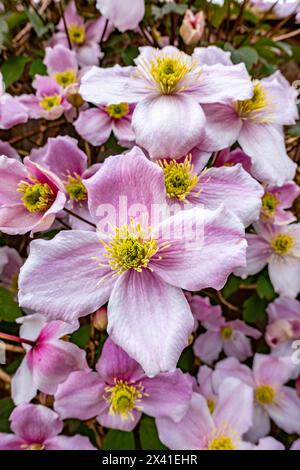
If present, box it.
[201,103,242,151]
[11,356,37,405]
[268,256,300,299]
[238,122,297,185]
[0,204,43,236]
[141,370,193,422]
[253,354,294,388]
[156,392,214,450]
[54,369,107,420]
[96,337,144,383]
[45,435,96,450]
[192,63,253,103]
[133,94,206,159]
[85,146,166,228]
[213,378,253,435]
[18,230,115,321]
[193,331,222,365]
[0,434,27,450]
[97,408,141,432]
[267,387,300,435]
[152,205,247,291]
[29,136,87,179]
[107,269,194,377]
[74,108,112,146]
[0,140,20,160]
[10,404,62,442]
[0,94,28,129]
[197,164,263,226]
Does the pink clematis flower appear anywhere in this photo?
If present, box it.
[260,181,300,225]
[0,155,66,235]
[79,46,253,159]
[18,146,247,376]
[11,313,88,405]
[96,0,145,32]
[155,151,263,227]
[0,73,28,129]
[202,70,298,185]
[235,221,300,298]
[54,338,193,431]
[18,75,71,121]
[44,44,79,90]
[185,292,221,331]
[0,404,96,450]
[156,378,254,450]
[29,136,99,230]
[193,299,261,364]
[0,246,22,293]
[179,10,205,46]
[50,1,113,67]
[213,354,300,442]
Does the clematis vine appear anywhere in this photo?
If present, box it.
[54,338,193,431]
[0,404,96,450]
[18,146,247,376]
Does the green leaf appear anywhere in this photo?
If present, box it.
[243,295,267,323]
[257,273,276,301]
[26,9,54,38]
[0,287,22,322]
[288,122,300,137]
[139,416,167,450]
[177,346,194,373]
[70,324,90,348]
[1,55,30,88]
[29,59,47,77]
[0,398,14,432]
[102,429,135,450]
[122,46,139,66]
[222,275,241,299]
[151,4,187,20]
[232,46,258,71]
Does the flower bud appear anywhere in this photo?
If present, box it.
[92,306,108,331]
[180,10,205,46]
[66,84,85,108]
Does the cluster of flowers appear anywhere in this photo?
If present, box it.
[0,0,299,451]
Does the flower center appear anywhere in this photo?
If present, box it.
[21,443,45,450]
[158,155,199,201]
[271,233,294,255]
[105,103,130,120]
[262,192,279,216]
[65,175,87,202]
[68,24,85,44]
[207,398,215,414]
[39,94,61,110]
[149,51,195,94]
[221,326,233,342]
[235,81,269,122]
[255,385,276,406]
[18,181,54,213]
[101,220,160,276]
[54,69,77,88]
[104,379,144,420]
[208,436,235,451]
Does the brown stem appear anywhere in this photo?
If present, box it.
[64,208,97,228]
[0,332,35,347]
[58,1,73,50]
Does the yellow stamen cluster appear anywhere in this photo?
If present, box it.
[208,436,235,451]
[236,81,269,122]
[54,69,77,88]
[255,385,276,406]
[65,175,87,202]
[149,51,196,94]
[158,155,199,201]
[21,443,45,450]
[101,220,159,275]
[68,24,85,44]
[221,326,233,342]
[105,103,130,120]
[104,379,144,420]
[18,181,54,213]
[262,192,279,216]
[271,233,294,255]
[39,94,61,111]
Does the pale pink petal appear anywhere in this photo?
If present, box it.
[213,357,255,390]
[97,408,141,432]
[245,403,271,443]
[201,103,242,151]
[96,0,145,32]
[74,108,112,146]
[11,356,37,405]
[193,46,233,65]
[107,269,194,377]
[45,435,96,450]
[10,404,62,441]
[0,434,26,450]
[0,94,28,129]
[0,155,28,205]
[193,331,222,365]
[267,387,300,435]
[253,354,294,388]
[234,233,271,278]
[254,437,285,450]
[268,256,300,299]
[223,332,253,362]
[44,45,78,75]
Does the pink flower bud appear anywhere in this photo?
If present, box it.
[265,319,293,347]
[179,10,205,46]
[92,306,108,331]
